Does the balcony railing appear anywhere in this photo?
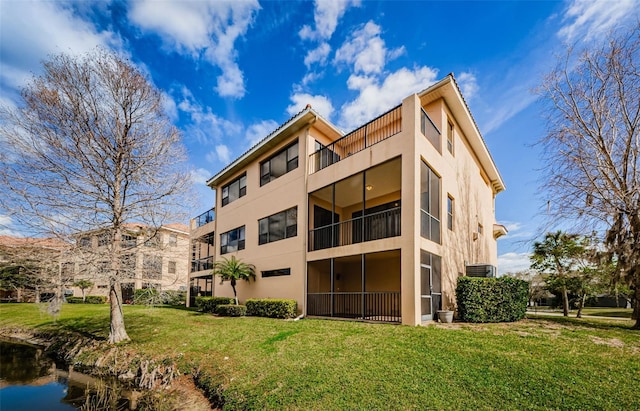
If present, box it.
[307,291,401,323]
[191,256,214,273]
[194,208,215,228]
[309,106,402,174]
[308,207,401,251]
[421,108,441,152]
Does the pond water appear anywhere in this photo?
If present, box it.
[0,339,135,411]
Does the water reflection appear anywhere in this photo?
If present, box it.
[0,340,137,410]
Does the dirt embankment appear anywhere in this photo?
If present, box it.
[1,326,213,410]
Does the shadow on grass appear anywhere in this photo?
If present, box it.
[527,314,637,332]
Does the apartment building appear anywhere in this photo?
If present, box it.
[188,74,506,325]
[70,223,190,301]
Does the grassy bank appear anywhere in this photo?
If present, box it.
[1,304,638,410]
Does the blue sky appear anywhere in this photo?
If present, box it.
[1,0,638,273]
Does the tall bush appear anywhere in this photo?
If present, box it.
[456,277,529,322]
[245,299,297,319]
[196,296,235,313]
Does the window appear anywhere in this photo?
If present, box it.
[260,140,299,186]
[79,237,91,248]
[420,161,441,243]
[168,234,177,246]
[447,195,454,231]
[121,234,137,248]
[421,109,441,152]
[262,268,291,278]
[220,226,245,254]
[478,223,483,235]
[98,233,110,247]
[143,255,162,280]
[259,207,297,245]
[447,121,454,154]
[168,261,176,274]
[144,234,159,247]
[221,173,247,206]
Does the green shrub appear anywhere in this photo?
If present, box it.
[456,277,529,323]
[134,288,159,305]
[216,304,246,317]
[195,296,235,313]
[66,297,83,304]
[84,295,107,304]
[162,290,186,306]
[245,298,297,319]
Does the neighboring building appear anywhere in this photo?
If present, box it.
[69,223,190,302]
[0,235,68,302]
[188,74,507,324]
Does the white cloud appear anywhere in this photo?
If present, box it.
[0,214,23,237]
[304,42,331,67]
[457,72,479,100]
[128,0,260,98]
[161,91,179,121]
[334,21,388,74]
[339,66,439,129]
[246,120,279,146]
[498,252,532,276]
[177,87,242,145]
[287,93,335,119]
[190,168,212,185]
[558,0,637,42]
[0,1,120,92]
[299,0,360,41]
[215,145,231,163]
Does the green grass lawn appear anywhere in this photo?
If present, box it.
[1,303,638,410]
[529,306,633,318]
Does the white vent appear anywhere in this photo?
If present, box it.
[466,264,496,278]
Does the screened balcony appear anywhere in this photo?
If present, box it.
[309,106,402,174]
[307,250,401,322]
[308,157,401,251]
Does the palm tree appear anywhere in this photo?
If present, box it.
[213,256,255,305]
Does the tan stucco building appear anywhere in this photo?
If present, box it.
[189,75,506,324]
[69,223,190,301]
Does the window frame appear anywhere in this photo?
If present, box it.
[447,121,454,154]
[447,195,454,231]
[258,206,298,245]
[220,226,246,254]
[168,261,176,275]
[420,160,441,243]
[221,173,247,207]
[261,268,291,278]
[260,140,299,186]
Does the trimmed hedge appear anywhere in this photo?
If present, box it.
[66,295,106,304]
[85,295,107,304]
[195,296,235,313]
[456,277,528,323]
[216,304,247,317]
[246,298,297,319]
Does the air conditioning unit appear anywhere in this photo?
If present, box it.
[466,264,496,278]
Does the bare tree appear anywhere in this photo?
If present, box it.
[537,23,640,328]
[0,49,191,342]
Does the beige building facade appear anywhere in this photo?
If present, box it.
[70,224,190,301]
[189,75,506,324]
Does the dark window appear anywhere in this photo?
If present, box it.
[447,121,454,154]
[420,161,441,243]
[262,268,291,278]
[222,174,247,206]
[258,207,297,245]
[143,255,162,280]
[79,237,91,248]
[168,234,177,246]
[260,140,299,186]
[421,109,441,152]
[97,233,110,247]
[168,261,176,274]
[220,226,245,254]
[447,195,454,231]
